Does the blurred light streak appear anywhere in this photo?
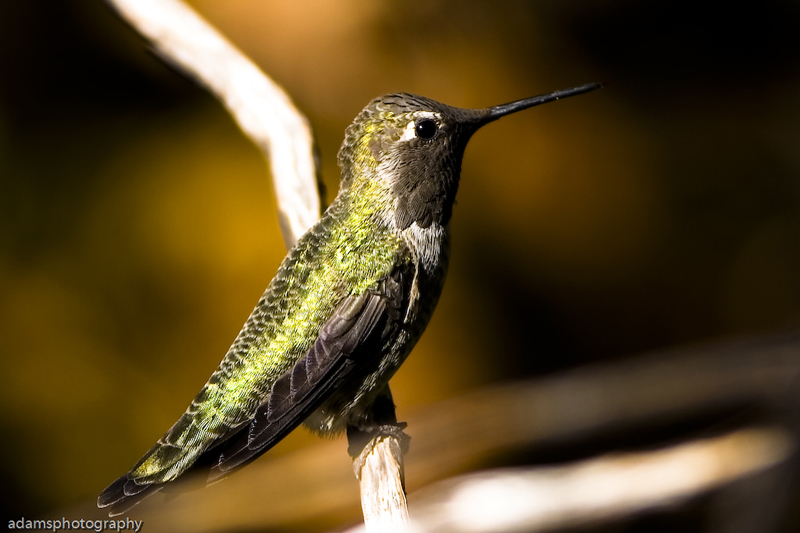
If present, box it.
[404,426,793,533]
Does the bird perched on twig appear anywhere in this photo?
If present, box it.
[98,83,602,515]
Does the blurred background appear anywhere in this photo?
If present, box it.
[2,0,800,530]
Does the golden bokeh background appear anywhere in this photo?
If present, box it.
[2,0,800,526]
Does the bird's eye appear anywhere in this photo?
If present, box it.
[415,119,438,139]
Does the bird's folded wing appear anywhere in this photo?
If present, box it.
[210,269,407,478]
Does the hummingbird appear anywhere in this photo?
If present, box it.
[98,82,601,515]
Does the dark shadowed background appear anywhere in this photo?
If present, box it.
[2,0,800,529]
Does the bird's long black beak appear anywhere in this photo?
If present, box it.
[480,82,602,124]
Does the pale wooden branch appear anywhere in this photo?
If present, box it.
[354,436,410,531]
[104,0,408,529]
[106,0,322,248]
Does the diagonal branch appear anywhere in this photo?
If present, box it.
[106,0,323,248]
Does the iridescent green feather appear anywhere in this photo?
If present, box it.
[128,179,403,484]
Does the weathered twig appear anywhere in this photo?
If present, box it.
[104,0,408,528]
[355,436,410,531]
[346,388,411,530]
[106,0,322,248]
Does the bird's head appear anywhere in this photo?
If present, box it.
[337,84,601,230]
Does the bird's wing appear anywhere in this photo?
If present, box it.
[98,263,410,515]
[208,283,397,477]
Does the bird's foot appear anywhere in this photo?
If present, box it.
[347,422,410,477]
